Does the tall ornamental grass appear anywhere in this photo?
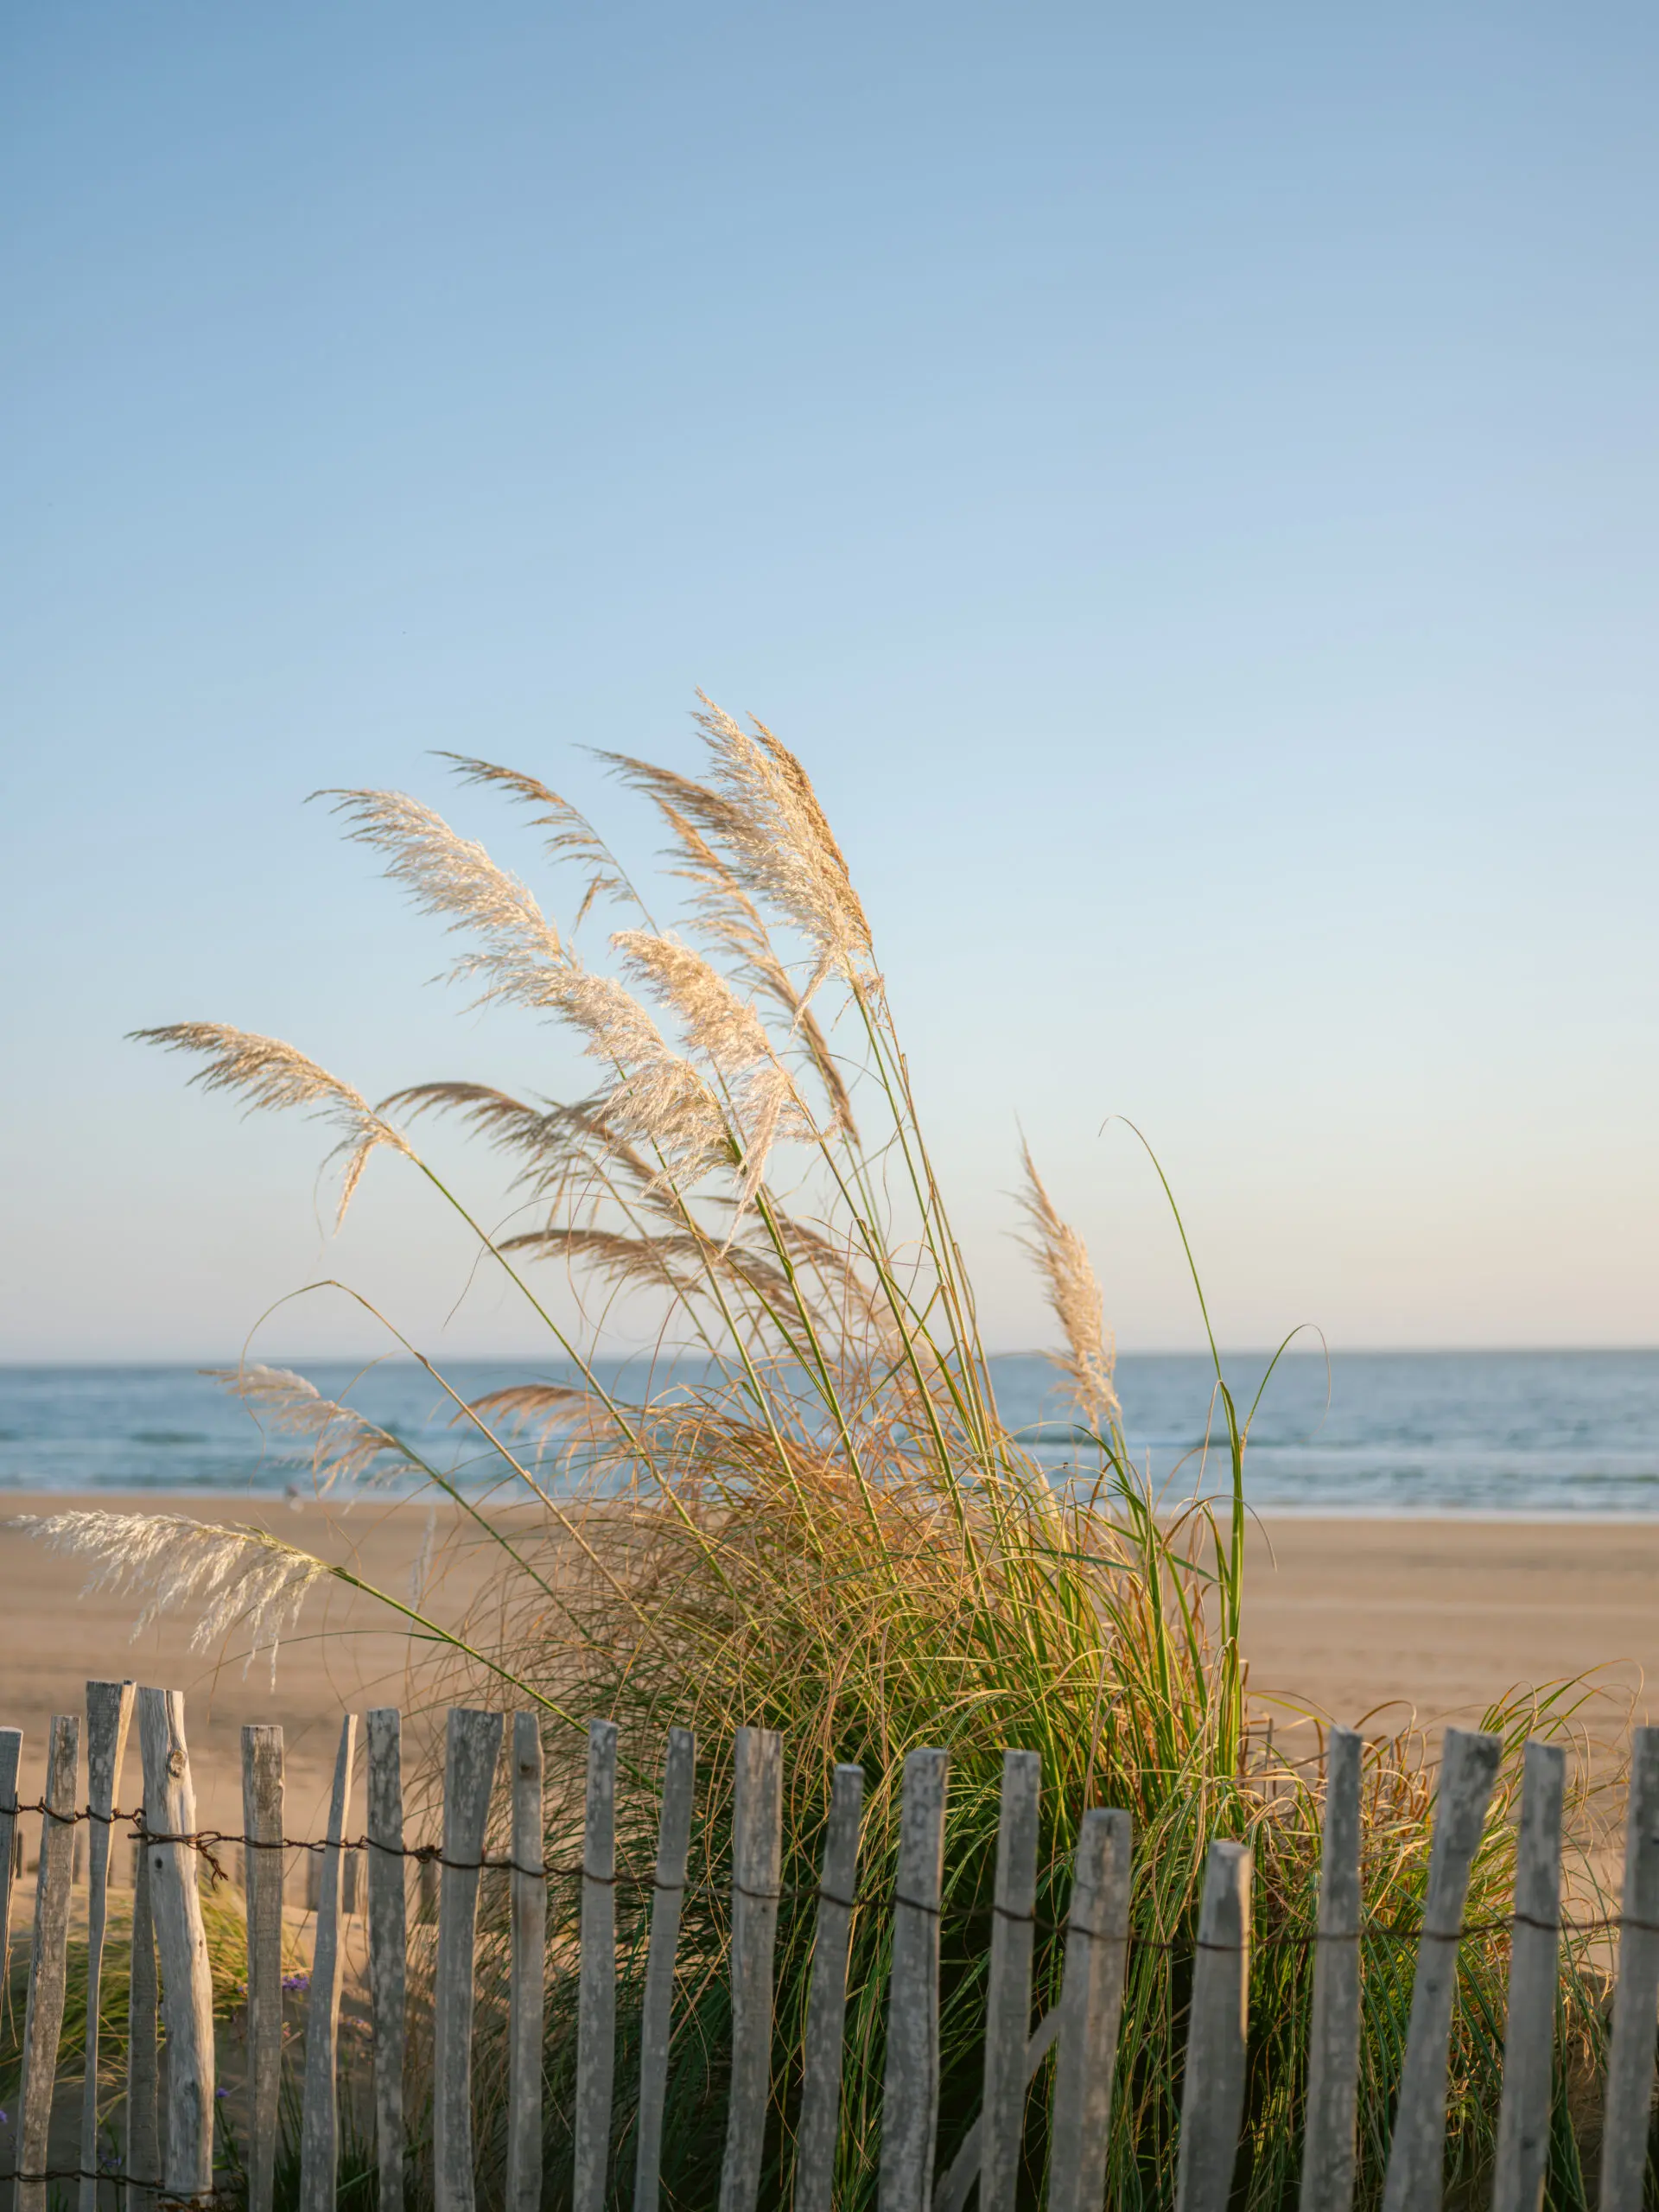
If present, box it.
[22,702,1616,2207]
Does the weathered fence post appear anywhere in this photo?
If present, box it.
[1491,1739,1565,2212]
[137,1688,215,2200]
[1174,1840,1253,2212]
[365,1709,408,2212]
[1598,1726,1659,2212]
[242,1725,285,2212]
[17,1713,79,2212]
[794,1762,866,2212]
[1381,1726,1502,2212]
[982,1751,1041,2212]
[878,1746,950,2212]
[0,1728,21,2022]
[719,1726,785,2212]
[634,1726,697,2212]
[576,1718,620,2212]
[1300,1726,1363,2212]
[434,1707,503,2212]
[1048,1807,1133,2212]
[79,1681,136,2212]
[507,1713,546,2212]
[300,1714,359,2212]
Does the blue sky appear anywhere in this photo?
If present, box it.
[3,3,1656,1359]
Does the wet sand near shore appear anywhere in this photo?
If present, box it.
[0,1497,1656,1835]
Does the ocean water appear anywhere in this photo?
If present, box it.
[2,1351,1657,1515]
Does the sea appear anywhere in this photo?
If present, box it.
[2,1351,1657,1516]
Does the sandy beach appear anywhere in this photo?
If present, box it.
[0,1497,1655,1834]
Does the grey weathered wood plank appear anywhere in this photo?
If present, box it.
[507,1713,546,2212]
[137,1688,216,2201]
[1048,1807,1133,2212]
[242,1725,285,2212]
[126,1827,159,2212]
[718,1726,785,2212]
[878,1746,950,2212]
[981,1751,1040,2212]
[17,1714,79,2212]
[365,1709,407,2212]
[433,1708,503,2212]
[1380,1726,1503,2212]
[794,1761,865,2212]
[1598,1725,1659,2212]
[300,1714,359,2212]
[79,1681,136,2212]
[634,1727,697,2212]
[0,1728,21,2032]
[1300,1726,1363,2212]
[1173,1840,1253,2212]
[575,1719,620,2212]
[1491,1739,1565,2212]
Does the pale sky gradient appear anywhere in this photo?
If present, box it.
[3,3,1656,1361]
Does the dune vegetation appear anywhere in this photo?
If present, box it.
[22,702,1616,2208]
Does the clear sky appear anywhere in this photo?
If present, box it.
[3,3,1656,1362]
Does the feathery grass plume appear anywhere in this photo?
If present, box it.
[1015,1141,1122,1426]
[692,696,875,994]
[207,1363,414,1491]
[614,927,815,1207]
[438,753,646,928]
[321,787,569,1006]
[112,699,1620,2208]
[620,794,861,1137]
[613,929,773,1072]
[12,1511,334,1680]
[463,1382,618,1452]
[555,971,731,1176]
[130,1022,413,1223]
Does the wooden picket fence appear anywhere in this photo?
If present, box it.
[5,1685,1659,2212]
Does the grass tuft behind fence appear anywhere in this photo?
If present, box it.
[22,697,1625,2207]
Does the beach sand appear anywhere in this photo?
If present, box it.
[0,1497,1655,1835]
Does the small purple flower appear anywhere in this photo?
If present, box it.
[0,2110,10,2126]
[215,2088,230,2100]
